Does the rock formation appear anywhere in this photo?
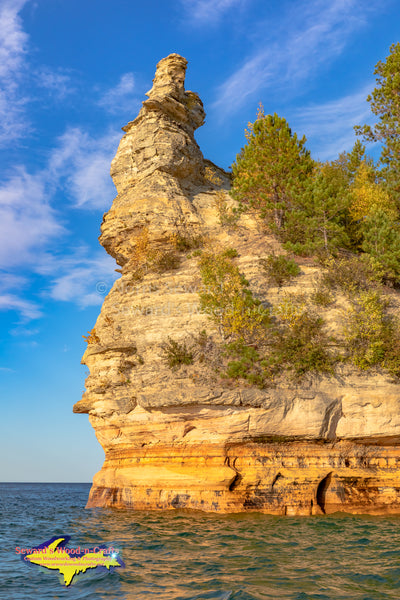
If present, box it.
[73,53,400,515]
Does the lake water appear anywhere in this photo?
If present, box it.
[1,482,400,599]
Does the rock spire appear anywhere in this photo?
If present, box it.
[74,55,400,515]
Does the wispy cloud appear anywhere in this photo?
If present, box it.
[0,261,41,321]
[291,84,374,160]
[0,123,120,272]
[0,124,120,319]
[36,67,74,100]
[180,0,244,24]
[0,0,29,144]
[0,293,42,320]
[0,167,64,269]
[48,127,120,210]
[37,250,118,307]
[212,0,383,115]
[10,326,39,337]
[98,72,138,115]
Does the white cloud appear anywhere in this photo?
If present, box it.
[36,67,74,100]
[212,0,384,115]
[38,250,118,307]
[291,85,374,160]
[0,166,64,269]
[0,250,42,321]
[0,124,120,272]
[0,0,29,144]
[48,127,120,210]
[181,0,243,24]
[0,293,42,320]
[10,326,39,336]
[98,72,138,115]
[0,123,121,319]
[0,0,27,78]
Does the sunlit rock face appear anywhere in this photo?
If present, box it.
[73,54,400,515]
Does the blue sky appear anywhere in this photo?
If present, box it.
[0,0,399,482]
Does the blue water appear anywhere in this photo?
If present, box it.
[1,483,400,599]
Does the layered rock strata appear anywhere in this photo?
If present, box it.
[74,53,400,515]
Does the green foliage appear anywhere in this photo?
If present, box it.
[223,248,238,258]
[319,254,384,296]
[269,295,336,377]
[360,209,400,285]
[260,254,300,287]
[198,250,270,340]
[231,110,314,230]
[342,140,372,182]
[383,332,400,379]
[161,337,194,370]
[355,42,400,205]
[283,160,351,256]
[170,231,204,252]
[310,286,334,307]
[222,294,335,383]
[342,291,392,370]
[225,342,266,387]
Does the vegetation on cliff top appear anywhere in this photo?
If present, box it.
[189,44,400,385]
[232,44,400,283]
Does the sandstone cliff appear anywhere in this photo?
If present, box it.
[73,53,400,515]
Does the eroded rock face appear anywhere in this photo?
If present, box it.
[74,53,400,515]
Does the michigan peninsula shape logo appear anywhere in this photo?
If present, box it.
[18,536,124,586]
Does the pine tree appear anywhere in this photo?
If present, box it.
[361,209,400,283]
[355,43,400,205]
[283,160,351,255]
[231,110,314,230]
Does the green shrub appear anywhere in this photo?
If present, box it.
[161,337,194,370]
[224,341,266,387]
[260,254,300,287]
[223,248,238,258]
[170,231,204,252]
[270,295,336,377]
[360,209,400,286]
[383,330,400,378]
[198,250,270,341]
[320,254,384,296]
[310,286,334,307]
[342,291,393,370]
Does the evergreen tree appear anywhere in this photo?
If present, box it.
[283,160,350,255]
[361,209,400,283]
[231,110,314,230]
[355,43,400,205]
[337,140,374,184]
